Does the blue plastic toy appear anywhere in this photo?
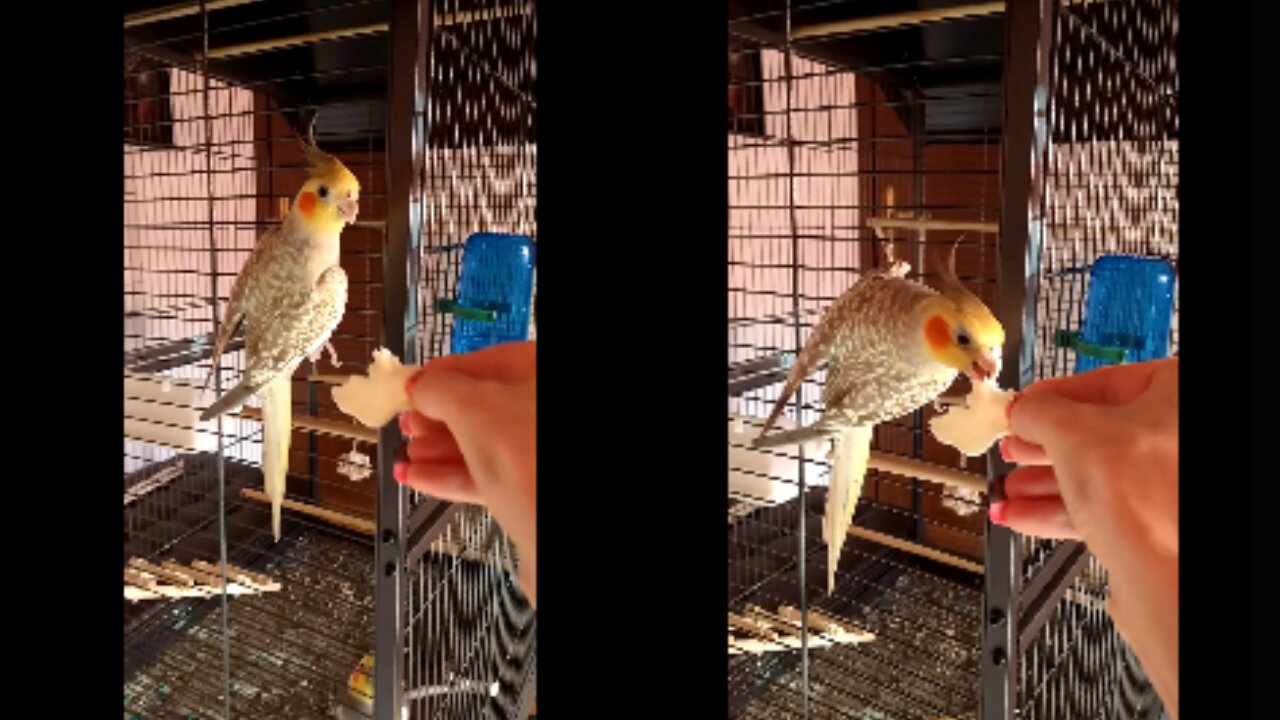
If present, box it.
[434,233,535,354]
[1054,254,1176,372]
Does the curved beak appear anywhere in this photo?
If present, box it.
[966,351,1001,383]
[339,197,359,224]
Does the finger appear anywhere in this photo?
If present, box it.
[1008,391,1103,450]
[998,436,1049,465]
[393,460,481,504]
[405,432,463,463]
[990,497,1080,540]
[398,411,444,439]
[1018,358,1173,407]
[1003,465,1061,499]
[407,341,536,391]
[406,367,501,430]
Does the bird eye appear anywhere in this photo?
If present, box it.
[956,331,971,347]
[317,185,329,199]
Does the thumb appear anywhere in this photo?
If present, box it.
[1008,390,1100,451]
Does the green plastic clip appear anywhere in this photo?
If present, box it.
[434,298,497,323]
[1053,330,1127,364]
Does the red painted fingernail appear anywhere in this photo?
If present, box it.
[998,437,1013,462]
[404,368,424,398]
[398,413,413,437]
[989,501,1008,525]
[393,462,409,485]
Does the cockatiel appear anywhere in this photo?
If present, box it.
[752,241,1004,593]
[199,123,360,542]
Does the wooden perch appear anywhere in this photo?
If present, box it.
[237,489,491,563]
[201,24,389,60]
[124,557,280,602]
[846,526,1105,610]
[849,526,984,574]
[193,3,532,59]
[124,0,264,28]
[793,2,1005,40]
[236,407,377,443]
[306,374,351,386]
[868,451,986,494]
[868,217,999,236]
[240,488,376,535]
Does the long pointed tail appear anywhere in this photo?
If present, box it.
[260,375,292,542]
[824,425,872,594]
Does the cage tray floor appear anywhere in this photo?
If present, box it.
[732,565,982,720]
[124,529,375,720]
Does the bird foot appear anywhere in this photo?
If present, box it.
[309,342,344,373]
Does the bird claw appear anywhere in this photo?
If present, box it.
[309,342,343,373]
[325,341,342,368]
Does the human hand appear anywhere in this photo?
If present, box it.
[396,341,536,607]
[993,357,1177,715]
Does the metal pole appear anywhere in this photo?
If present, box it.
[983,0,1056,717]
[780,2,809,717]
[377,0,430,718]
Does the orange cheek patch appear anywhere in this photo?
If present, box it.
[925,315,952,352]
[296,191,317,216]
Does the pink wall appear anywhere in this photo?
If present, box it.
[729,51,862,427]
[124,69,257,372]
[124,68,256,474]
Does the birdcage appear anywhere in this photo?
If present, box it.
[726,1,1175,718]
[123,1,536,718]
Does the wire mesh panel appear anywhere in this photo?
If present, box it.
[124,1,392,717]
[399,1,537,719]
[727,2,1007,717]
[1008,0,1177,718]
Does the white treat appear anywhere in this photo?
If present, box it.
[337,447,373,481]
[929,379,1018,457]
[332,348,420,429]
[940,486,985,516]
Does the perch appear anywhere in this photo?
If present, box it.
[793,2,1006,40]
[235,407,377,443]
[846,526,1105,610]
[199,3,534,60]
[123,0,264,28]
[731,413,987,498]
[868,216,999,236]
[238,489,493,564]
[240,488,376,536]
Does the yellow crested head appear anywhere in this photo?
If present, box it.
[291,132,361,237]
[920,239,1005,381]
